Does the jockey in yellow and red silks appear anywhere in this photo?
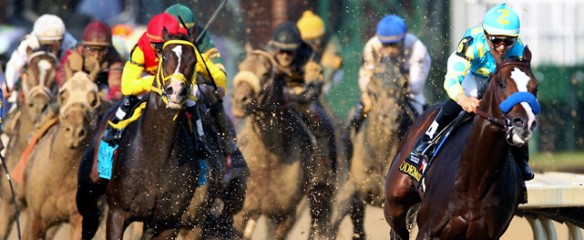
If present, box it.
[102,12,226,143]
[408,3,534,181]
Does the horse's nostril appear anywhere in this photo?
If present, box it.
[530,121,538,131]
[79,129,86,138]
[513,118,526,129]
[165,87,173,95]
[180,87,187,96]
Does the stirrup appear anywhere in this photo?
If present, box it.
[102,129,121,144]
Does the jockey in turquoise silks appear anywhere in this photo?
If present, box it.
[409,3,534,181]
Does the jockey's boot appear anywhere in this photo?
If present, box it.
[347,101,368,134]
[343,101,368,164]
[209,102,250,184]
[512,144,534,181]
[409,100,461,161]
[102,96,140,144]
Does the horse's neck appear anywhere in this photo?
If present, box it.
[140,96,186,151]
[363,98,405,153]
[455,106,509,195]
[50,125,89,170]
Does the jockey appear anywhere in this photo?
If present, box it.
[409,3,534,180]
[349,14,431,134]
[57,20,124,101]
[165,3,249,181]
[2,14,77,102]
[101,12,226,145]
[296,10,343,96]
[266,22,337,182]
[266,21,323,107]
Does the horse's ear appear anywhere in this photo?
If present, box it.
[58,89,69,106]
[522,46,532,63]
[87,91,101,110]
[245,42,253,54]
[162,27,169,42]
[188,29,197,44]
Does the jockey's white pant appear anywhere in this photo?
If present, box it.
[461,72,489,99]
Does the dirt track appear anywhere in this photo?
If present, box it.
[6,204,582,239]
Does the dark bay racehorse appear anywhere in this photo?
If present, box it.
[385,47,539,239]
[76,32,221,239]
[23,72,101,239]
[0,50,59,240]
[331,57,414,239]
[231,48,330,239]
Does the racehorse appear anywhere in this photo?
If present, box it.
[0,50,59,240]
[331,56,414,239]
[22,72,100,239]
[384,47,539,239]
[76,31,222,239]
[231,47,331,239]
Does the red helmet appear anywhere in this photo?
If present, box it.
[82,20,112,46]
[146,12,185,43]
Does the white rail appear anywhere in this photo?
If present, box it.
[519,172,584,240]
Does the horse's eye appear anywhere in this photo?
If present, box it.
[162,56,167,62]
[497,79,506,88]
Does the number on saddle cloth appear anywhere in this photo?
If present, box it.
[98,140,117,179]
[399,111,472,190]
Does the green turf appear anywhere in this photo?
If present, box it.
[530,151,584,172]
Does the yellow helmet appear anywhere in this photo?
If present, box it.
[296,10,325,40]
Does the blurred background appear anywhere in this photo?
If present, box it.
[0,0,581,160]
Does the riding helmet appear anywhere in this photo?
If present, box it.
[482,3,520,37]
[270,22,302,51]
[82,21,112,47]
[376,15,407,44]
[33,14,66,42]
[166,4,196,29]
[296,10,325,40]
[146,12,185,43]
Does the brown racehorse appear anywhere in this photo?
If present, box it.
[76,32,222,239]
[23,72,101,239]
[0,50,59,240]
[231,47,331,239]
[384,47,540,240]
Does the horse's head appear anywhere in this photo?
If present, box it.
[367,56,410,134]
[58,72,101,148]
[152,31,197,110]
[484,46,539,146]
[232,45,280,117]
[23,50,59,120]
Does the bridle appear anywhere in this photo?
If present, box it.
[149,39,195,107]
[473,60,540,145]
[24,51,59,104]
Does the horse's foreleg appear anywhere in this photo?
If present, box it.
[350,194,366,240]
[77,147,107,240]
[308,182,334,239]
[22,212,44,240]
[239,213,260,240]
[105,208,128,240]
[69,213,83,240]
[273,214,296,240]
[151,228,179,240]
[329,176,356,237]
[0,187,16,240]
[384,170,418,240]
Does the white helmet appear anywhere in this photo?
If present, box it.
[32,14,66,41]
